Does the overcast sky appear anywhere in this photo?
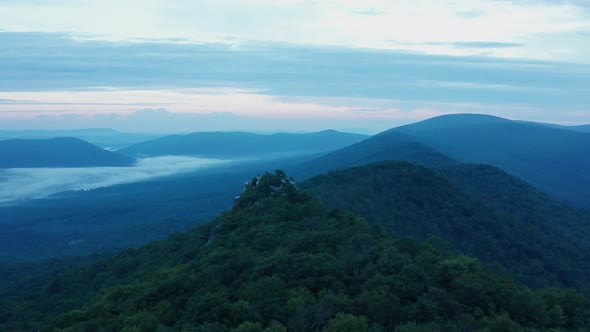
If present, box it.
[1,0,589,133]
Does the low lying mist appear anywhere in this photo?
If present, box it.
[0,156,228,205]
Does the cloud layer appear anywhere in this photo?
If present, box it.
[0,156,226,205]
[0,31,589,130]
[1,0,589,62]
[0,1,589,131]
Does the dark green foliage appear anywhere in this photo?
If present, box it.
[302,161,590,289]
[2,171,589,331]
[0,137,135,168]
[120,130,367,158]
[438,163,590,285]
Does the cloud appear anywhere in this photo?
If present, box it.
[411,80,559,93]
[409,41,525,48]
[456,10,487,18]
[0,0,589,61]
[0,106,423,134]
[0,98,35,104]
[352,8,385,16]
[0,32,588,101]
[0,31,589,130]
[452,41,525,48]
[0,156,227,205]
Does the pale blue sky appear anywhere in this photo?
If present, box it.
[0,0,589,133]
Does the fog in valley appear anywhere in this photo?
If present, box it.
[0,156,227,205]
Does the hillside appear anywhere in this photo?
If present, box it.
[0,137,136,168]
[2,170,589,331]
[302,161,590,289]
[119,130,368,158]
[437,163,590,235]
[0,156,316,261]
[388,114,590,208]
[295,131,455,178]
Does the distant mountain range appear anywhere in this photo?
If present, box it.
[119,130,368,158]
[295,131,455,178]
[531,122,590,133]
[389,114,590,208]
[300,114,590,209]
[0,129,162,150]
[0,137,136,168]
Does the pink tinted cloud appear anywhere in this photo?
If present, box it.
[0,88,424,121]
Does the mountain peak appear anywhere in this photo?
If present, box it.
[392,113,510,133]
[431,113,507,120]
[233,170,301,210]
[426,113,509,123]
[315,129,340,135]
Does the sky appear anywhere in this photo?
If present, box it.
[1,0,589,133]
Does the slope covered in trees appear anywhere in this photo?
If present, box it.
[3,171,589,331]
[302,161,590,289]
[438,163,590,240]
[0,137,135,168]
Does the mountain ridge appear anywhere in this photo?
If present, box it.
[371,114,590,209]
[120,130,369,158]
[0,137,136,168]
[295,131,455,179]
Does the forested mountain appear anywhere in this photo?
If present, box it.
[296,131,455,178]
[437,163,590,237]
[0,137,136,168]
[302,161,590,289]
[388,114,590,209]
[120,130,368,158]
[2,171,589,331]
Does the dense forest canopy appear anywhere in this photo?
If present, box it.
[302,161,590,289]
[2,171,589,331]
